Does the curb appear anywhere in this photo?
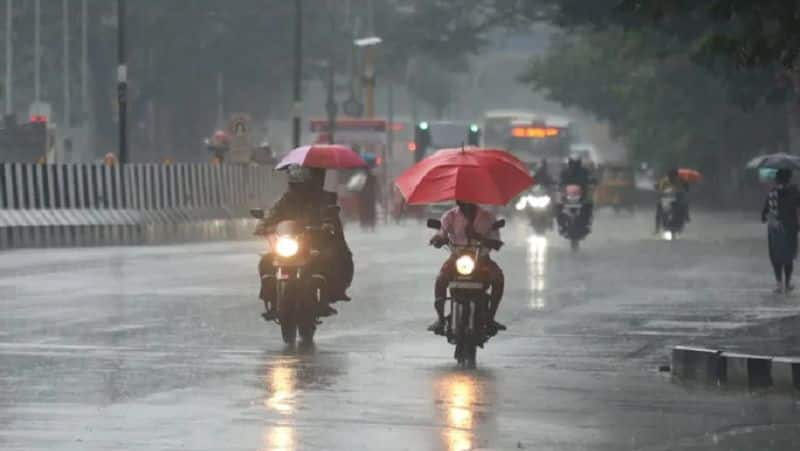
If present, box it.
[671,346,800,391]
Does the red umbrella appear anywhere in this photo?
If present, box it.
[678,168,703,183]
[395,147,534,205]
[275,144,367,170]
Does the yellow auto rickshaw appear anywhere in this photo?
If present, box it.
[594,162,635,212]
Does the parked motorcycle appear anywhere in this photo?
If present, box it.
[516,185,554,235]
[426,218,505,368]
[251,209,334,345]
[557,184,590,250]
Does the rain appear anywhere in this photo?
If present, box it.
[2,1,800,450]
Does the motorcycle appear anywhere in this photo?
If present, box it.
[426,218,505,368]
[659,188,686,239]
[557,184,590,250]
[516,184,554,235]
[251,209,335,345]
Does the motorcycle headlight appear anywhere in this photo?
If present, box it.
[530,195,551,209]
[455,255,476,276]
[275,236,299,257]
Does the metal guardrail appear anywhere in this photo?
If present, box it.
[0,162,279,210]
[0,163,283,249]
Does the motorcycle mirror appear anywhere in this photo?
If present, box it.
[250,208,265,219]
[485,238,504,251]
[492,219,506,230]
[427,219,442,230]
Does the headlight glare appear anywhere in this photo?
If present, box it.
[530,195,551,209]
[455,255,476,276]
[275,236,300,257]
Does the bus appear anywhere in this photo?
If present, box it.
[483,109,574,169]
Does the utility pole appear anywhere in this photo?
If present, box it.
[63,0,70,127]
[216,72,224,128]
[4,0,12,116]
[34,0,40,103]
[387,82,394,158]
[292,0,303,148]
[117,0,127,163]
[325,60,336,144]
[81,0,87,122]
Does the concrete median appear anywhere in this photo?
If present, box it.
[671,346,800,392]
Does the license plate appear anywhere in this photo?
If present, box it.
[449,281,484,289]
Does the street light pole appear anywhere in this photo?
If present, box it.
[117,0,127,164]
[325,60,336,145]
[34,0,40,103]
[63,0,70,127]
[81,0,87,122]
[292,0,303,148]
[4,0,12,116]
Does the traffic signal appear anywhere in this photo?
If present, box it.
[414,121,431,162]
[467,124,480,146]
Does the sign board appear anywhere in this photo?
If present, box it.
[228,113,251,138]
[310,119,387,147]
[227,113,253,163]
[342,98,364,117]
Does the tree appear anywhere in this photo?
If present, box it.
[522,28,786,200]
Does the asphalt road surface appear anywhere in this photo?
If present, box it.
[2,210,800,451]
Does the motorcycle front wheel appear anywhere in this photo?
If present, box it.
[277,280,297,345]
[297,282,319,343]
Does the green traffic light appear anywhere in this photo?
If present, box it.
[469,124,480,133]
[419,121,429,131]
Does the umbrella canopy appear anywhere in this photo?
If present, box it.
[677,168,703,183]
[395,147,534,205]
[275,145,367,170]
[746,153,800,170]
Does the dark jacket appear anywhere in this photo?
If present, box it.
[560,165,592,189]
[263,189,339,229]
[762,184,800,228]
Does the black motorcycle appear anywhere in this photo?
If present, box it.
[557,184,590,250]
[427,218,505,368]
[251,210,333,345]
[659,188,686,239]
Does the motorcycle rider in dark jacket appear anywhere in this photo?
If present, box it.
[558,156,595,230]
[256,165,354,320]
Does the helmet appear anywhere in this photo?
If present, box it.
[286,164,313,184]
[567,154,582,169]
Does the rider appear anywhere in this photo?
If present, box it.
[558,155,595,229]
[654,168,690,233]
[428,201,506,335]
[534,159,555,190]
[257,165,354,319]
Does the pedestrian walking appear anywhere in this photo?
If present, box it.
[761,169,800,293]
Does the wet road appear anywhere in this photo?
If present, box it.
[2,211,800,450]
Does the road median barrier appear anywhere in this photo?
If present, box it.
[0,162,282,249]
[671,346,800,392]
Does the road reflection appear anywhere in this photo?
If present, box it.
[527,235,548,309]
[260,348,344,451]
[436,371,496,451]
[262,425,294,451]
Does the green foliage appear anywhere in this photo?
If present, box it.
[522,29,786,179]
